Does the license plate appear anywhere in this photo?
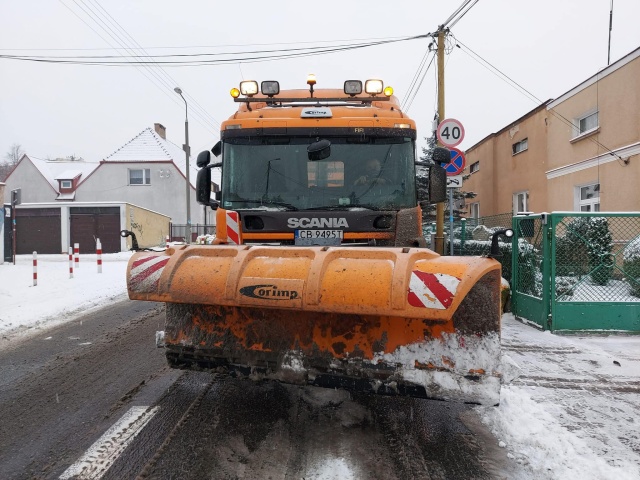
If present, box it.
[294,229,343,246]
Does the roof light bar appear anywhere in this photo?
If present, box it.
[261,81,280,96]
[344,80,363,96]
[239,80,259,97]
[364,79,384,95]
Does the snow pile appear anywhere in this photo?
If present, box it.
[0,252,132,337]
[373,332,502,405]
[477,314,640,479]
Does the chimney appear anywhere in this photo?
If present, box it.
[154,123,166,139]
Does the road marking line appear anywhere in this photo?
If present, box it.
[59,405,159,480]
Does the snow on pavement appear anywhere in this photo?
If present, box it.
[479,314,640,479]
[0,252,133,337]
[1,253,640,478]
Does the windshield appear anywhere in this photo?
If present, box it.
[220,136,417,211]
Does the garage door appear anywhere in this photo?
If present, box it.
[15,208,62,254]
[70,207,121,253]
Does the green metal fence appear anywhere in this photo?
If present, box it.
[511,212,640,332]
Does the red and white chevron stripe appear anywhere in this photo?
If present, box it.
[129,255,170,293]
[408,270,461,309]
[226,211,240,245]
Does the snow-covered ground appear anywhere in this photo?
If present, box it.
[481,315,640,479]
[1,253,639,479]
[0,252,133,336]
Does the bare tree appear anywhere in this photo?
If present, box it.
[1,143,24,181]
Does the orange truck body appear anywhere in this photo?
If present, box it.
[126,80,503,405]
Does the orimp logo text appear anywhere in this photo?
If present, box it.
[240,284,300,300]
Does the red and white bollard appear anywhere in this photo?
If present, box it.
[33,251,38,286]
[166,235,170,249]
[69,246,74,279]
[74,243,80,269]
[96,238,102,273]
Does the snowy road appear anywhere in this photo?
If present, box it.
[1,254,640,479]
[0,298,514,479]
[479,315,640,479]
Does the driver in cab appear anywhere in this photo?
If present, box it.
[353,159,388,186]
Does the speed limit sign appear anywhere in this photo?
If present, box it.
[436,118,465,148]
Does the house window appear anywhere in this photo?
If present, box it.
[512,138,528,155]
[470,161,479,173]
[470,202,480,219]
[513,191,529,214]
[577,183,600,212]
[129,168,151,185]
[60,180,72,189]
[578,111,598,135]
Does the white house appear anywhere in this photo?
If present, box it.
[77,123,218,230]
[2,155,99,204]
[3,123,221,233]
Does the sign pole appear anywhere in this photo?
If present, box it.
[449,187,454,255]
[12,205,16,265]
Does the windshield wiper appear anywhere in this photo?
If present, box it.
[226,199,298,211]
[302,204,382,211]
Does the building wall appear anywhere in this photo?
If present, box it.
[2,159,57,204]
[125,204,171,249]
[0,183,4,263]
[464,105,549,216]
[546,51,640,212]
[463,136,496,217]
[463,48,640,217]
[77,162,204,225]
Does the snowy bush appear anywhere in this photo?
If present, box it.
[554,276,578,299]
[449,237,514,282]
[562,217,613,286]
[623,236,640,297]
[196,234,216,245]
[515,238,542,297]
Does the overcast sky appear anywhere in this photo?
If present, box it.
[1,0,639,165]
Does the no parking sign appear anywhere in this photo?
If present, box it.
[441,148,466,176]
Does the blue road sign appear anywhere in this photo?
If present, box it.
[441,147,466,176]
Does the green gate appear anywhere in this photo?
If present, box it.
[511,212,640,332]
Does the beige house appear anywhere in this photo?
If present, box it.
[463,102,551,218]
[463,46,640,217]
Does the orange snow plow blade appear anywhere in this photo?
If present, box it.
[127,245,503,405]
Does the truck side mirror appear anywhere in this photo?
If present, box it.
[196,167,219,209]
[212,141,222,157]
[428,164,447,204]
[197,150,211,168]
[432,146,451,164]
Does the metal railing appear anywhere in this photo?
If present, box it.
[511,212,640,332]
[170,224,216,243]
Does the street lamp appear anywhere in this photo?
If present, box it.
[174,87,191,244]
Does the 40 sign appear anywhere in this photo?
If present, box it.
[441,147,466,176]
[436,118,465,148]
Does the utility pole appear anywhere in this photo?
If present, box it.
[174,87,192,244]
[434,28,447,255]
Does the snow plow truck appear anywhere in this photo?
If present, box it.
[125,76,508,405]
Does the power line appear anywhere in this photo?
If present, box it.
[83,0,220,131]
[0,34,429,66]
[454,36,624,162]
[403,50,437,113]
[0,35,411,52]
[57,0,220,135]
[448,0,481,29]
